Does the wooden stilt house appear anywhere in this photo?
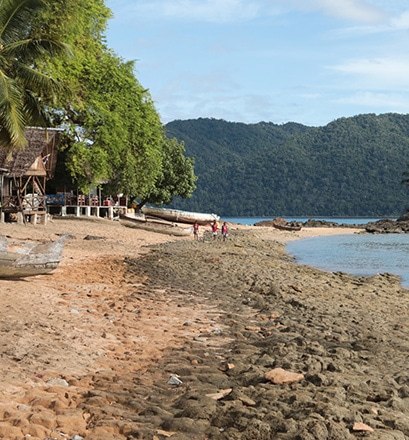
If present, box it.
[0,127,61,224]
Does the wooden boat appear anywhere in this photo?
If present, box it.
[272,222,302,232]
[119,213,193,236]
[0,234,69,278]
[254,217,302,231]
[141,206,219,225]
[272,217,302,231]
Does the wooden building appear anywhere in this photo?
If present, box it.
[0,127,129,224]
[0,127,61,224]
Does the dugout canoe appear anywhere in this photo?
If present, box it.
[141,206,219,225]
[272,222,302,232]
[119,213,193,236]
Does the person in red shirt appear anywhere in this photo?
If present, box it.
[193,221,199,240]
[221,222,228,242]
[211,220,218,240]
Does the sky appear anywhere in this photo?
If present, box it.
[104,0,409,127]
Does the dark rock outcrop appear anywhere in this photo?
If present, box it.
[302,219,365,229]
[365,219,409,233]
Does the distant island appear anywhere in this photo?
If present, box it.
[165,113,409,217]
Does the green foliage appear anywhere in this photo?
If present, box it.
[39,0,164,195]
[0,0,70,150]
[137,137,197,208]
[165,114,409,217]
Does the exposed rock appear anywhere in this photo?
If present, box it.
[303,219,366,228]
[352,421,374,432]
[365,219,409,233]
[254,217,302,229]
[264,367,304,384]
[205,388,232,400]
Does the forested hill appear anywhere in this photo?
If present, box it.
[164,113,409,217]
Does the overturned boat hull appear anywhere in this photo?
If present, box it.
[0,235,69,278]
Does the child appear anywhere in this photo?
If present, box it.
[212,221,218,240]
[221,222,228,242]
[193,221,199,240]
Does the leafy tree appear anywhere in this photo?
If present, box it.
[135,137,197,210]
[56,51,164,195]
[38,0,164,195]
[0,0,70,150]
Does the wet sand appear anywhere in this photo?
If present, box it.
[0,217,408,439]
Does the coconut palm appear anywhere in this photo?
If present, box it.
[0,0,70,151]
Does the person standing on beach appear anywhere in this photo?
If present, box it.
[193,221,199,240]
[221,222,228,242]
[211,220,218,240]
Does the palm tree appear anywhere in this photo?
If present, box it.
[0,0,70,151]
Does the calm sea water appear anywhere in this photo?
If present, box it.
[223,217,409,287]
[286,234,409,288]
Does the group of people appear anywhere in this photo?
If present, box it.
[193,220,228,241]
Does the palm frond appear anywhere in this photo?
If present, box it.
[3,38,72,61]
[14,62,62,95]
[0,70,28,149]
[0,0,45,42]
[0,0,70,151]
[22,89,50,127]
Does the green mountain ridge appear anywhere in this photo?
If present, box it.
[164,113,409,217]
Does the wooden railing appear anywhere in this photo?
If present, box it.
[2,194,46,213]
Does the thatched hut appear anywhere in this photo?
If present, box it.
[0,127,62,224]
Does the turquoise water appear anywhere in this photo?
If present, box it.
[286,233,409,287]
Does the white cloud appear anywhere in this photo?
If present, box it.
[280,0,388,23]
[329,58,409,90]
[162,0,261,22]
[335,91,409,111]
[119,0,262,23]
[315,0,386,23]
[390,10,409,30]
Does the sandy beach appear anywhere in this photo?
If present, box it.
[0,217,408,440]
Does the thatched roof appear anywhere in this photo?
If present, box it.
[0,127,62,179]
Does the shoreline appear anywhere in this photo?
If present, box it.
[250,225,363,243]
[0,218,407,439]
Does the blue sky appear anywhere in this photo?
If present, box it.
[105,0,409,127]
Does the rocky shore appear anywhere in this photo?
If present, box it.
[254,218,367,229]
[0,218,408,439]
[121,228,409,440]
